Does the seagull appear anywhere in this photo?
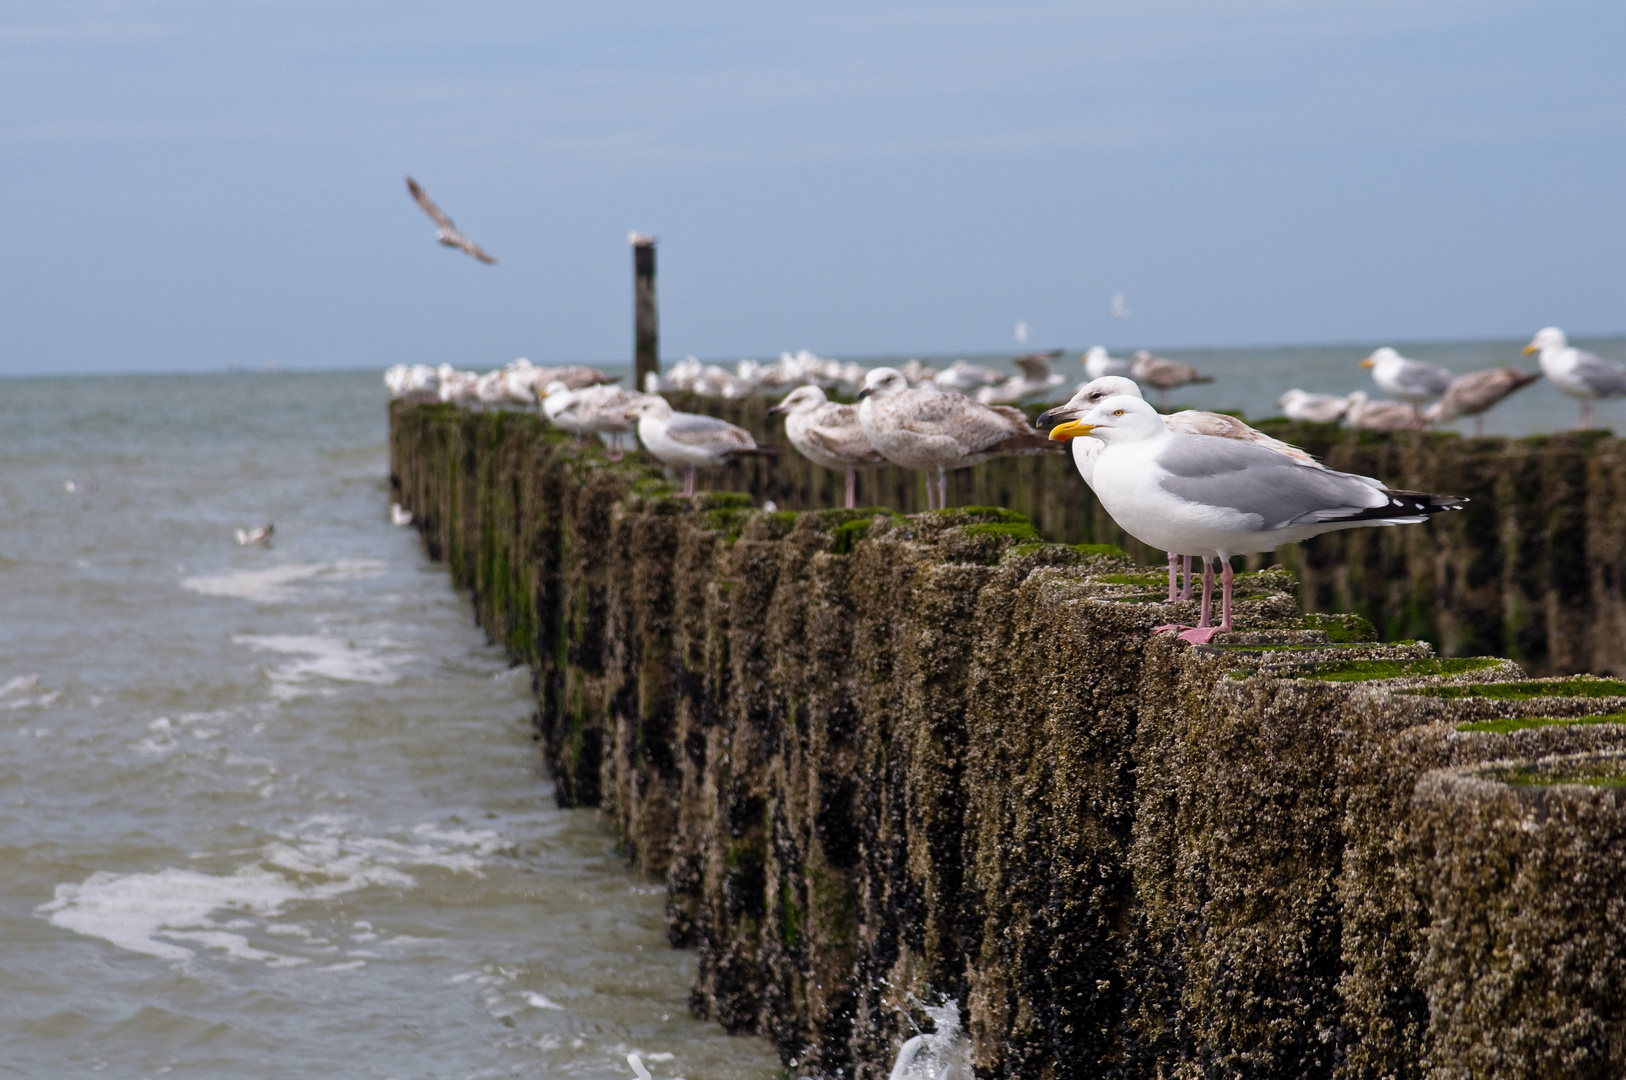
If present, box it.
[856,367,1062,511]
[932,360,1005,394]
[629,396,777,497]
[405,176,497,264]
[769,385,884,509]
[1046,394,1462,644]
[1424,368,1542,435]
[976,350,1068,404]
[1014,320,1029,344]
[390,503,413,526]
[1083,346,1132,380]
[1360,347,1451,422]
[569,384,649,460]
[1276,389,1351,423]
[1129,350,1213,407]
[1110,292,1129,318]
[235,524,274,547]
[898,359,941,387]
[1344,391,1423,432]
[1523,327,1626,430]
[1040,376,1331,603]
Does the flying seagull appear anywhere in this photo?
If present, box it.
[405,177,497,264]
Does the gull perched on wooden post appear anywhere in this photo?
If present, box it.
[1424,368,1542,435]
[1276,389,1351,423]
[1523,327,1626,430]
[856,367,1061,511]
[630,397,777,497]
[1360,347,1451,423]
[405,177,497,264]
[769,385,884,509]
[1044,394,1461,644]
[1040,376,1330,603]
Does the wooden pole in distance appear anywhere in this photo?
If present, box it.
[631,232,658,392]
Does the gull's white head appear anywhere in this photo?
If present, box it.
[768,384,830,415]
[856,367,908,400]
[1360,346,1400,370]
[1524,326,1566,355]
[1035,376,1142,433]
[1049,394,1164,444]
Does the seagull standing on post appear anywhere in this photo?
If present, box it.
[1359,347,1451,423]
[1523,327,1626,430]
[405,177,498,264]
[770,385,884,509]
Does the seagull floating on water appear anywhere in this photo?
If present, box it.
[1046,395,1461,643]
[857,367,1062,511]
[630,397,777,497]
[770,385,884,509]
[235,524,274,547]
[1523,327,1626,430]
[406,177,497,264]
[1425,368,1542,435]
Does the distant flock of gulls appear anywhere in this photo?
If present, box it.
[385,329,1623,642]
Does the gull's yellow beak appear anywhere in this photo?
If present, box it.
[1358,357,1374,368]
[1048,420,1095,441]
[1522,343,1539,355]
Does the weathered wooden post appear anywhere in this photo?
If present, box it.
[631,232,658,392]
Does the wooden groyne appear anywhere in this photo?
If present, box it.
[391,401,1626,1080]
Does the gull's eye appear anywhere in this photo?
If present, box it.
[1113,409,1125,416]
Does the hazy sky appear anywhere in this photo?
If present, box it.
[2,1,1622,374]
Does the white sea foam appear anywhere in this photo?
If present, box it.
[38,816,501,966]
[181,559,386,603]
[233,633,403,691]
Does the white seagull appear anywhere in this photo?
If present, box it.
[1276,389,1351,423]
[976,350,1068,404]
[1083,346,1132,381]
[630,397,777,496]
[1360,347,1452,422]
[235,524,274,547]
[856,367,1061,511]
[405,177,497,264]
[1040,376,1329,603]
[1523,327,1626,430]
[769,385,884,509]
[1046,394,1461,644]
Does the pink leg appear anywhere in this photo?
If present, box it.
[1582,400,1595,430]
[1180,556,1195,601]
[682,467,696,497]
[937,466,948,510]
[1154,555,1200,634]
[1166,552,1179,602]
[922,472,935,511]
[1179,559,1233,644]
[845,468,857,510]
[607,433,624,462]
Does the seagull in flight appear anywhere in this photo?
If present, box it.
[405,177,497,264]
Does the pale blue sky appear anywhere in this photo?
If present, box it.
[2,1,1622,373]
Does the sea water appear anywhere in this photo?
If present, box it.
[0,372,778,1078]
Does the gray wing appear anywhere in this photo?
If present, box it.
[1574,351,1626,396]
[406,177,456,231]
[1395,361,1453,396]
[666,412,756,449]
[1155,435,1393,530]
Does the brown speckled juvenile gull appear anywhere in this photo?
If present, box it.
[856,367,1061,510]
[769,385,883,509]
[570,385,649,461]
[1425,367,1541,435]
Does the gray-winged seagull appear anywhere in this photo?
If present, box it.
[1523,327,1626,430]
[1046,394,1461,643]
[406,176,498,264]
[630,397,777,497]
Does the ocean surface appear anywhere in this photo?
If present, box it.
[0,372,779,1079]
[2,337,1621,1077]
